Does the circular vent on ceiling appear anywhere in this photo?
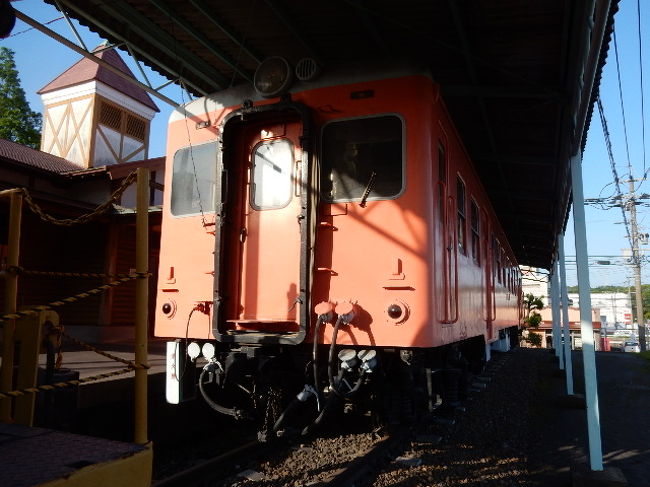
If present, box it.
[295,57,321,81]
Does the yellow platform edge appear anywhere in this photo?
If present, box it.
[37,443,153,487]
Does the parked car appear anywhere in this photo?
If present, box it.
[623,341,640,353]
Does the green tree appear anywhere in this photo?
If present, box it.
[0,47,41,148]
[522,293,544,347]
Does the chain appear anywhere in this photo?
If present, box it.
[19,170,137,226]
[61,331,149,370]
[0,274,143,323]
[5,267,139,279]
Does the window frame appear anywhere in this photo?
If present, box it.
[470,198,480,265]
[170,141,219,218]
[249,137,295,211]
[456,175,467,255]
[320,113,406,203]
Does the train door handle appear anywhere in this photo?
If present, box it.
[239,228,247,243]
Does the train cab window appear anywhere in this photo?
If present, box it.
[456,177,466,254]
[251,139,294,210]
[171,142,218,216]
[321,115,403,202]
[470,200,480,265]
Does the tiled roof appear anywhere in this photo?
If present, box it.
[38,47,159,112]
[0,139,86,174]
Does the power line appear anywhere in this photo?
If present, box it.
[612,31,634,176]
[597,98,634,249]
[7,16,64,38]
[637,0,647,177]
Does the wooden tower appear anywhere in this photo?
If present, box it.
[38,45,159,168]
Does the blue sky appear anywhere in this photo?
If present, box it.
[1,1,648,287]
[564,0,650,287]
[1,1,181,156]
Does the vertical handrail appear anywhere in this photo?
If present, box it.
[436,181,448,323]
[446,196,459,324]
[134,168,150,445]
[0,190,23,421]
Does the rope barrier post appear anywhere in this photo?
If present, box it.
[134,167,150,445]
[14,311,59,426]
[0,191,23,421]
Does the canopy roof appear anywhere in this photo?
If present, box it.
[44,0,618,269]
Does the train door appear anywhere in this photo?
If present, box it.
[213,108,310,344]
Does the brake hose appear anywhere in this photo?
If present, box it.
[312,314,325,408]
[198,366,248,420]
[327,316,365,398]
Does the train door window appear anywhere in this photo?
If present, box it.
[171,142,218,216]
[438,142,446,220]
[456,176,466,254]
[470,199,480,265]
[321,115,404,202]
[250,139,294,210]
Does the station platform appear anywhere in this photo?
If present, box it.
[528,350,649,486]
[36,339,167,409]
[2,339,167,487]
[1,422,151,487]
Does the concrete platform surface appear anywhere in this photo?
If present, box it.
[0,422,151,487]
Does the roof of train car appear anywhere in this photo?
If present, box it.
[43,0,618,270]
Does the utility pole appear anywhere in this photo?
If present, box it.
[627,171,647,352]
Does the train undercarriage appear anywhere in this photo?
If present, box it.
[169,327,519,440]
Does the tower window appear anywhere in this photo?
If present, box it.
[99,102,122,131]
[126,115,146,141]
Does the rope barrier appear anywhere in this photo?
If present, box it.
[61,332,149,370]
[0,367,135,400]
[19,170,137,226]
[0,275,144,323]
[0,170,151,402]
[4,267,143,280]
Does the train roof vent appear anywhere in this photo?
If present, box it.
[295,57,320,81]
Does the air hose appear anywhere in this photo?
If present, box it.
[327,316,365,398]
[198,365,248,420]
[312,314,325,408]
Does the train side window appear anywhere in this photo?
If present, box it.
[321,115,403,202]
[456,176,466,254]
[250,139,294,210]
[494,239,502,284]
[171,142,218,216]
[470,199,480,265]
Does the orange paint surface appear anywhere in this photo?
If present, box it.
[154,73,521,349]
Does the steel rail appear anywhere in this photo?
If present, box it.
[152,439,263,487]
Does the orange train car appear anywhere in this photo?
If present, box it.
[156,60,522,431]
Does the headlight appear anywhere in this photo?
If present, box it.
[254,57,293,98]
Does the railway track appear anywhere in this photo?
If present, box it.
[153,425,410,487]
[152,439,266,487]
[152,350,525,487]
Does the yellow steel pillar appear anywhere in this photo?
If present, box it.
[14,310,60,426]
[134,168,149,445]
[0,191,23,421]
